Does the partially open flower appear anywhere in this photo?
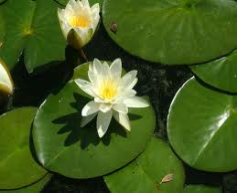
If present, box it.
[58,0,100,49]
[74,59,149,138]
[0,59,13,95]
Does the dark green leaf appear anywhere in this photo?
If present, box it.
[104,137,185,193]
[168,77,237,172]
[33,63,156,179]
[0,174,52,193]
[184,185,222,193]
[191,50,237,93]
[103,0,237,64]
[0,107,47,189]
[0,0,66,73]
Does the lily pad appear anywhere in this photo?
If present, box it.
[0,174,52,193]
[191,50,237,93]
[104,137,185,193]
[33,63,155,179]
[167,77,237,172]
[0,0,66,73]
[184,185,222,193]
[0,11,5,45]
[0,107,47,189]
[103,0,237,65]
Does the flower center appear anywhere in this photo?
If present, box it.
[69,16,90,28]
[100,79,118,100]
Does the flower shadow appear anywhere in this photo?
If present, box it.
[52,92,139,149]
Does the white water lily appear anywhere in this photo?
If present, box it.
[0,59,13,94]
[74,59,149,138]
[57,0,100,49]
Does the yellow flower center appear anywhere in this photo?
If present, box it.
[69,16,90,28]
[100,79,118,100]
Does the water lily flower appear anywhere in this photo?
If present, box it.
[57,0,100,49]
[74,59,149,138]
[0,59,13,95]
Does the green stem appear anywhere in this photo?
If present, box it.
[79,48,88,63]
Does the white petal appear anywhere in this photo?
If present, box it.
[74,79,96,97]
[88,71,98,88]
[91,3,100,15]
[93,59,103,75]
[121,70,138,89]
[68,0,77,8]
[110,58,122,80]
[99,103,112,113]
[97,110,113,138]
[123,97,149,108]
[73,28,88,47]
[0,60,13,94]
[113,103,128,114]
[80,113,97,127]
[82,101,99,116]
[113,112,131,131]
[115,89,136,103]
[81,0,90,7]
[57,9,71,38]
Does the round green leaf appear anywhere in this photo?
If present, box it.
[33,63,155,179]
[0,107,47,189]
[184,185,222,193]
[0,174,52,193]
[103,0,237,65]
[0,11,5,44]
[167,77,237,172]
[104,137,185,193]
[0,0,66,73]
[191,50,237,93]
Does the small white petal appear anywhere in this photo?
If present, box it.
[121,70,138,89]
[0,60,13,94]
[115,90,136,103]
[93,59,103,75]
[99,103,112,113]
[74,79,96,97]
[80,113,97,127]
[88,71,98,88]
[91,3,100,15]
[113,103,128,114]
[123,97,149,108]
[81,0,90,7]
[97,110,113,138]
[68,0,77,8]
[110,58,122,79]
[82,101,99,116]
[113,112,131,131]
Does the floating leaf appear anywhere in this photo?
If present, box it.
[184,185,222,193]
[103,0,237,65]
[0,11,5,45]
[33,62,155,179]
[168,77,237,172]
[0,174,52,193]
[0,107,47,189]
[191,50,237,93]
[0,0,66,73]
[104,137,185,193]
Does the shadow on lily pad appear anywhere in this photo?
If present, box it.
[53,92,141,149]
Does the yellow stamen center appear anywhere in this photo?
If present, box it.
[69,16,90,28]
[100,79,118,100]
